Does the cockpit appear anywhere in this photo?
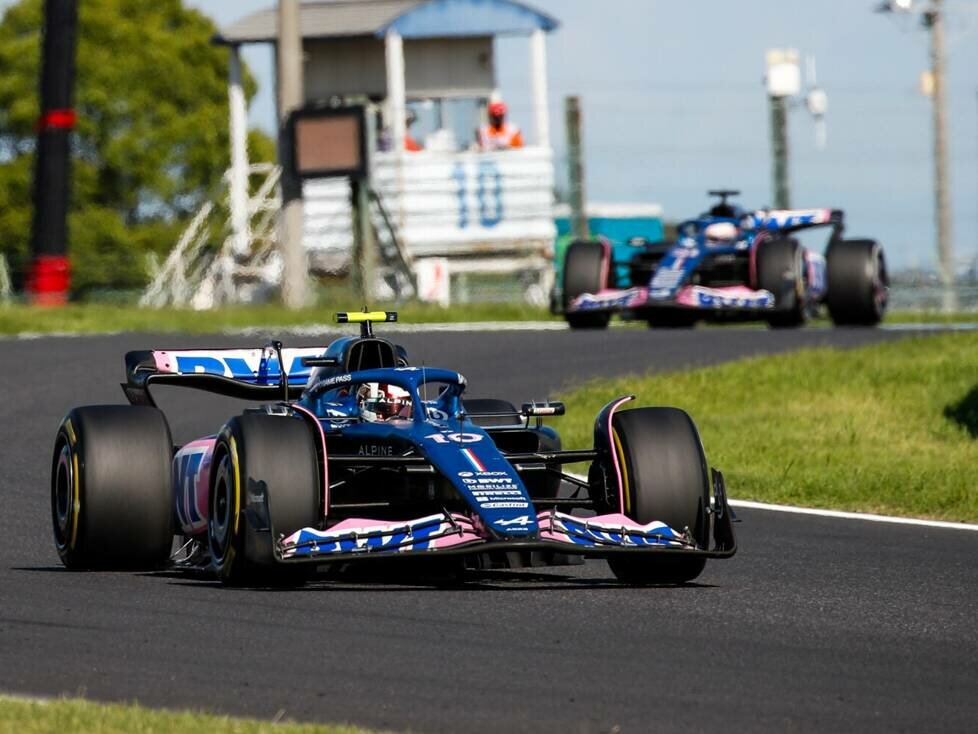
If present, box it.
[302,367,466,426]
[356,383,413,422]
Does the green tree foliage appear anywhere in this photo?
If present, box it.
[0,0,275,294]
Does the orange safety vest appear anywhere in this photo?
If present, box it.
[405,134,422,152]
[478,122,524,151]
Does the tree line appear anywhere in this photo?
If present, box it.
[0,0,273,295]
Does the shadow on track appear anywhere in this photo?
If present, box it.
[11,565,73,573]
[160,568,719,593]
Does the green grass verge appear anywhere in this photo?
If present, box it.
[557,333,978,522]
[884,309,978,324]
[0,696,375,734]
[0,301,556,335]
[0,299,974,337]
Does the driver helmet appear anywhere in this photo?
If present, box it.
[703,221,739,243]
[358,383,412,422]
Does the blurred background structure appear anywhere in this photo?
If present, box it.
[0,0,976,310]
[145,0,563,308]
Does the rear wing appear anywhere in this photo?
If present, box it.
[749,208,844,234]
[122,347,327,407]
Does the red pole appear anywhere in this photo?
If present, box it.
[28,0,77,306]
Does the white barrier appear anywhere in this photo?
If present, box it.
[303,146,556,301]
[144,147,557,308]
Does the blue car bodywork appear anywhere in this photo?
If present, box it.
[562,193,847,324]
[121,314,736,575]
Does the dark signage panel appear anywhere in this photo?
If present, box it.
[291,106,367,179]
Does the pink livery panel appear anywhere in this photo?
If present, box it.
[172,437,217,536]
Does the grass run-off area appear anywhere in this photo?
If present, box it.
[557,333,978,522]
[0,300,975,336]
[0,696,373,734]
[0,301,558,335]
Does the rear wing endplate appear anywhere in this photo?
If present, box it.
[122,347,327,406]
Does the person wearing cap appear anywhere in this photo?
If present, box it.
[478,100,523,151]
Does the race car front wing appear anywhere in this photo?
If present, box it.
[276,471,737,563]
[568,284,776,313]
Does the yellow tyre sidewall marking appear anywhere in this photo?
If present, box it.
[69,451,80,550]
[612,428,631,516]
[229,436,241,534]
[218,436,241,573]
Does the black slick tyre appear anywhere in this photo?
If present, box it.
[604,407,710,585]
[756,237,808,328]
[825,238,888,326]
[51,406,174,570]
[208,412,320,587]
[562,240,611,329]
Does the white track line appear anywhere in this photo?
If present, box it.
[727,499,978,531]
[0,693,52,705]
[7,330,124,341]
[0,322,568,340]
[565,473,977,531]
[5,321,976,340]
[227,321,568,337]
[880,322,978,331]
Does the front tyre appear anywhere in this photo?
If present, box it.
[756,237,808,329]
[51,406,174,570]
[825,238,888,326]
[562,240,611,330]
[604,407,711,584]
[208,412,321,586]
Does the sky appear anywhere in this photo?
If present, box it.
[5,0,978,270]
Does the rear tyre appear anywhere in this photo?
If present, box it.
[604,407,710,585]
[563,240,611,330]
[756,237,808,328]
[51,406,174,570]
[825,238,888,326]
[208,412,320,587]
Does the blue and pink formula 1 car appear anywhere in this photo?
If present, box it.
[50,312,735,586]
[560,191,889,329]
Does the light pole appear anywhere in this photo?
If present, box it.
[29,0,78,306]
[877,0,955,311]
[764,50,829,211]
[765,49,800,209]
[277,0,310,309]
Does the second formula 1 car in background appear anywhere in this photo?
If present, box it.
[559,191,889,329]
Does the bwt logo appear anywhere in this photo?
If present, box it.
[174,355,310,382]
[575,289,640,310]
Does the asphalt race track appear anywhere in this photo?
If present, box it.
[1,327,976,733]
